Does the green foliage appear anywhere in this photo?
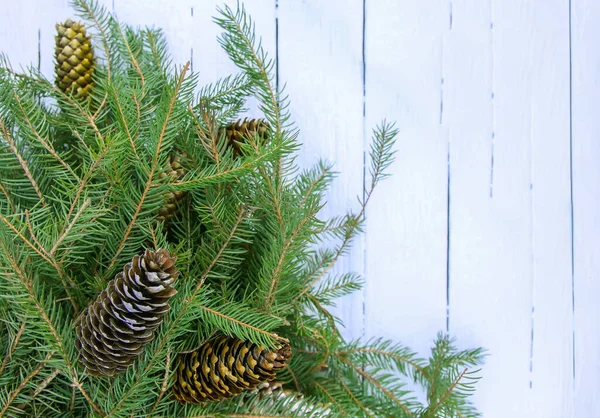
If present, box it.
[0,0,486,416]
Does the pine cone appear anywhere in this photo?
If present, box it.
[157,153,187,223]
[172,335,291,404]
[220,118,269,156]
[55,19,95,100]
[75,249,179,377]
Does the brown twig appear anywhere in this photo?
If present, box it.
[0,182,14,213]
[0,352,54,417]
[12,92,80,180]
[313,380,348,416]
[426,368,469,417]
[50,198,91,255]
[338,377,374,418]
[0,117,46,205]
[0,322,26,377]
[15,368,62,410]
[338,356,413,416]
[148,350,171,416]
[25,210,50,257]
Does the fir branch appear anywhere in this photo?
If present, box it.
[0,183,14,213]
[198,303,287,346]
[61,142,111,235]
[15,367,62,411]
[12,91,80,181]
[338,356,414,416]
[50,198,91,256]
[0,243,104,416]
[0,322,26,377]
[104,61,190,277]
[313,380,348,416]
[112,87,140,161]
[0,351,54,417]
[425,368,468,417]
[0,213,78,294]
[338,377,374,418]
[0,116,46,205]
[116,22,145,89]
[148,350,171,416]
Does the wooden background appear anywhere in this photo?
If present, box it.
[1,0,598,416]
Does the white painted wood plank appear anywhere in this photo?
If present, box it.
[526,2,573,415]
[278,0,365,340]
[364,0,448,358]
[447,1,572,416]
[572,0,600,415]
[0,0,47,72]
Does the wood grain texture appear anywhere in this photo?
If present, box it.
[364,0,448,359]
[572,0,600,415]
[446,1,573,416]
[278,0,365,340]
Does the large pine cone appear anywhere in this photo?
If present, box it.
[75,249,179,377]
[55,19,95,100]
[157,153,187,223]
[172,335,291,404]
[220,118,269,156]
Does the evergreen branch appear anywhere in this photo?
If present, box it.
[25,210,50,258]
[148,350,170,416]
[35,78,106,144]
[12,92,80,181]
[105,61,190,276]
[0,245,104,416]
[191,105,220,164]
[15,367,62,411]
[263,207,316,310]
[116,23,145,89]
[339,357,413,417]
[425,368,468,418]
[50,198,91,256]
[216,5,280,133]
[313,381,348,416]
[338,377,374,418]
[336,347,427,379]
[0,322,26,377]
[0,183,14,213]
[113,88,140,160]
[0,116,46,205]
[198,304,287,344]
[24,210,79,312]
[61,142,111,234]
[0,214,64,279]
[0,351,54,417]
[305,293,340,337]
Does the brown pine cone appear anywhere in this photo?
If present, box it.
[157,153,187,223]
[220,118,270,156]
[172,335,291,404]
[75,249,179,377]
